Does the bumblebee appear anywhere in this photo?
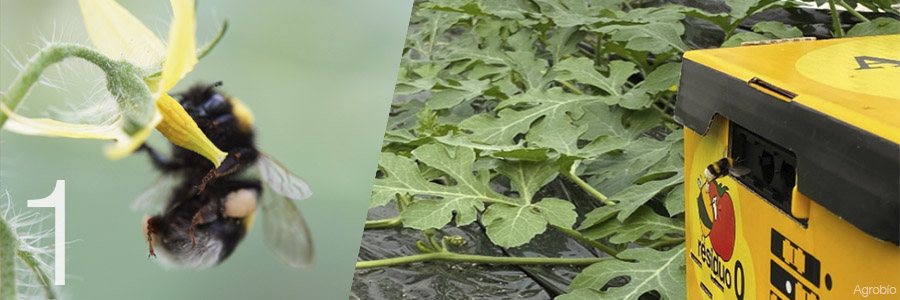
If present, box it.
[135,82,313,269]
[702,157,751,184]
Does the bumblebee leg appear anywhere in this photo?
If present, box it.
[189,212,202,247]
[144,216,160,259]
[188,202,219,247]
[139,144,182,172]
[197,148,257,192]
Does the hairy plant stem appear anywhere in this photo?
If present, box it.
[365,217,403,229]
[562,170,614,206]
[1,216,18,300]
[364,195,409,229]
[828,0,845,37]
[17,250,55,299]
[553,225,621,258]
[836,0,870,22]
[356,250,609,269]
[0,44,120,129]
[559,80,585,95]
[198,20,229,60]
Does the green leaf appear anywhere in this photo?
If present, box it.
[751,21,803,38]
[425,0,490,17]
[546,27,588,63]
[581,206,683,243]
[426,0,539,20]
[372,144,516,228]
[386,100,425,130]
[634,62,681,93]
[483,197,577,247]
[426,79,492,109]
[555,57,637,96]
[577,205,620,230]
[446,40,508,66]
[508,28,539,52]
[573,102,630,141]
[722,21,803,47]
[679,8,731,31]
[408,9,468,59]
[611,207,684,243]
[847,17,900,37]
[534,198,578,228]
[459,88,603,145]
[611,171,684,221]
[490,148,550,161]
[583,137,676,195]
[726,0,785,20]
[528,116,629,158]
[480,0,541,20]
[506,50,552,90]
[597,23,690,53]
[664,184,685,217]
[497,159,559,202]
[721,32,769,47]
[433,134,522,152]
[568,245,686,300]
[482,204,548,247]
[533,0,610,27]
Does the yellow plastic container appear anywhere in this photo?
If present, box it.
[675,35,899,300]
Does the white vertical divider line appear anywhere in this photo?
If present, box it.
[27,180,65,285]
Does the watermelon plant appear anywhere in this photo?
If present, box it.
[355,0,898,299]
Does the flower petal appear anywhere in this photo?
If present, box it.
[154,93,227,167]
[1,102,120,139]
[159,0,198,93]
[104,111,163,160]
[78,0,166,68]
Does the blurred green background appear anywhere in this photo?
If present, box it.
[0,0,410,299]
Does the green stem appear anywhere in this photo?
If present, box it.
[0,43,119,130]
[144,19,230,80]
[397,194,412,207]
[356,250,609,269]
[364,217,403,229]
[17,250,55,299]
[836,0,870,22]
[562,170,613,205]
[553,225,621,258]
[197,19,229,60]
[593,34,605,66]
[559,80,585,95]
[827,0,845,38]
[1,215,18,300]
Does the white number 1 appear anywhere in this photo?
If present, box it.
[27,180,65,285]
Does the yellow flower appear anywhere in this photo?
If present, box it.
[2,0,226,167]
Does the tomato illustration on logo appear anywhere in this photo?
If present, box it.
[697,178,736,261]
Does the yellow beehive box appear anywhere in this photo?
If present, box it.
[675,34,899,300]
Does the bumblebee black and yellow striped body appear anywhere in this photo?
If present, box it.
[703,157,749,184]
[137,82,314,270]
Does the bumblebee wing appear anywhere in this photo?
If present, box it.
[131,174,179,211]
[260,185,314,269]
[258,152,312,201]
[728,166,751,177]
